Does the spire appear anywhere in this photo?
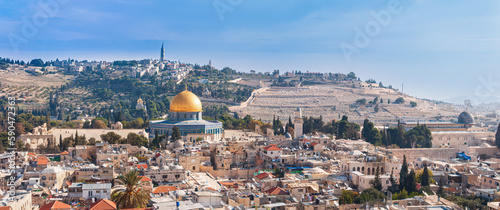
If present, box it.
[160,42,165,62]
[185,83,188,91]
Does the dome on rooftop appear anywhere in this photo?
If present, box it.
[170,90,202,112]
[458,111,474,124]
[41,166,63,174]
[285,133,292,139]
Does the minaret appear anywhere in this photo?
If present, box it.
[293,108,303,140]
[160,42,165,62]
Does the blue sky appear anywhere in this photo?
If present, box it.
[1,0,499,104]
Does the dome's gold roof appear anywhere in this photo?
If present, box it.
[169,90,202,112]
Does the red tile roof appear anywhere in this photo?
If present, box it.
[218,181,237,188]
[263,145,282,151]
[136,164,148,169]
[265,186,289,195]
[40,201,71,210]
[36,156,49,165]
[90,199,117,210]
[0,207,11,210]
[255,173,274,180]
[310,142,319,146]
[60,151,69,155]
[139,176,152,182]
[28,152,36,157]
[153,186,178,194]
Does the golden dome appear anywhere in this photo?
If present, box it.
[169,90,202,112]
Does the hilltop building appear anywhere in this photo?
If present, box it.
[136,98,146,110]
[402,111,492,149]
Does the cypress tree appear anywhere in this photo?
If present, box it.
[407,169,417,193]
[421,162,430,186]
[399,155,408,192]
[371,166,383,191]
[437,177,444,197]
[171,126,181,141]
[389,169,398,193]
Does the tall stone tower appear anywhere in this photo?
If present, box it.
[160,42,165,62]
[293,108,303,140]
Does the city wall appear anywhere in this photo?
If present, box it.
[390,148,459,161]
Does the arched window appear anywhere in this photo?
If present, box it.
[362,167,365,172]
[372,168,375,175]
[381,167,384,174]
[357,167,360,171]
[193,166,196,170]
[353,167,355,171]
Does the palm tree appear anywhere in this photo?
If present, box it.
[111,170,151,209]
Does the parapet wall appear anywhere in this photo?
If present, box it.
[390,148,459,161]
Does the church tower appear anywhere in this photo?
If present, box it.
[160,42,165,62]
[293,108,303,140]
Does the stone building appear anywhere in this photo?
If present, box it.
[143,165,186,186]
[19,123,56,150]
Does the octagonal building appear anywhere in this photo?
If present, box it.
[149,90,223,142]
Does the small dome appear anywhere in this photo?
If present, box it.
[172,165,183,170]
[170,90,202,112]
[458,111,474,124]
[41,166,63,174]
[160,165,170,170]
[285,133,292,138]
[481,143,492,147]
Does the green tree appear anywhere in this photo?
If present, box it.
[92,120,107,128]
[395,97,405,104]
[421,162,430,186]
[407,169,417,193]
[437,177,444,197]
[126,133,148,147]
[356,98,367,105]
[359,188,386,204]
[393,189,408,200]
[171,126,181,141]
[389,170,398,193]
[100,132,122,144]
[399,155,408,192]
[30,58,44,66]
[370,166,383,191]
[339,190,357,205]
[111,170,151,209]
